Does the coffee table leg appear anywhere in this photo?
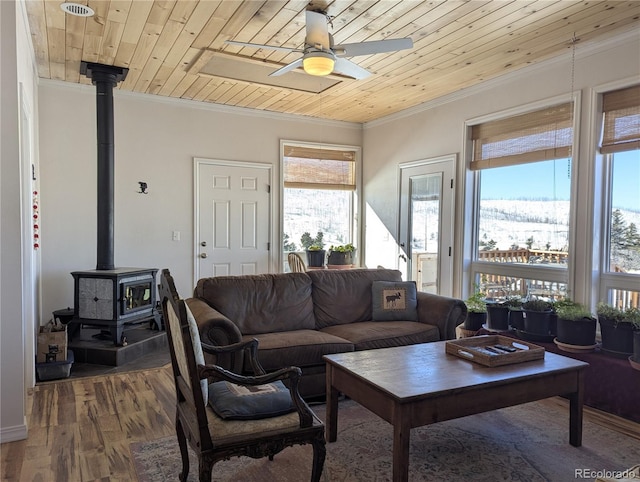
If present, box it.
[569,370,584,447]
[392,411,410,482]
[326,365,339,443]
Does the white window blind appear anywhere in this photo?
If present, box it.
[283,145,356,190]
[601,84,640,154]
[471,103,573,170]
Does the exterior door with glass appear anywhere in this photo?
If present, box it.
[399,155,455,296]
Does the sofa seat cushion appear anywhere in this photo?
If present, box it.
[320,321,440,351]
[242,330,354,371]
[194,273,315,335]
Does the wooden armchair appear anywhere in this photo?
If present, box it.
[159,269,325,482]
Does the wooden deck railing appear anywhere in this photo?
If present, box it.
[477,248,568,300]
[476,248,638,308]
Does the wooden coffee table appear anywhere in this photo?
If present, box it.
[324,341,588,482]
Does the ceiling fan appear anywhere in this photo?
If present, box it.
[225,10,413,80]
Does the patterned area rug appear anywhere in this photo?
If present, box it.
[130,399,639,481]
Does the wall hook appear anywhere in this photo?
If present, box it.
[138,181,148,194]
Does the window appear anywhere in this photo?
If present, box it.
[281,141,359,269]
[468,101,575,301]
[599,85,640,309]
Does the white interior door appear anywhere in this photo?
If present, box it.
[195,159,272,281]
[399,155,456,296]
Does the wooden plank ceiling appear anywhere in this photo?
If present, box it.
[25,0,640,123]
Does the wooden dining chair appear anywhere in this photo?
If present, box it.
[288,252,307,272]
[159,269,325,482]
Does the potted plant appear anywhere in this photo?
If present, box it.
[327,243,355,267]
[504,297,524,331]
[463,290,487,331]
[597,303,639,358]
[301,232,325,268]
[522,299,554,337]
[486,300,510,331]
[555,302,597,348]
[305,245,326,268]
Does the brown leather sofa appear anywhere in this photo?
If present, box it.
[186,268,467,400]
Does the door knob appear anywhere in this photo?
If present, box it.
[200,253,207,259]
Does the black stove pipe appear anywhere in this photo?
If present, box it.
[80,62,128,270]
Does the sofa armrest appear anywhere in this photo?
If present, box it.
[185,297,243,372]
[416,292,467,340]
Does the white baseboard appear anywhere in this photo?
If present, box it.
[0,422,28,443]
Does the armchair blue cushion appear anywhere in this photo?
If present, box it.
[208,380,295,420]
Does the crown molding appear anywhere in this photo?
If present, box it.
[364,29,640,129]
[39,78,362,131]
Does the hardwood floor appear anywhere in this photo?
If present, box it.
[2,364,638,481]
[1,365,176,481]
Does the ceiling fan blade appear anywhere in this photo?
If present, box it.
[225,40,301,53]
[269,58,303,77]
[305,11,330,49]
[334,38,413,57]
[333,58,371,80]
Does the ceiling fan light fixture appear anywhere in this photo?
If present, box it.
[303,52,335,76]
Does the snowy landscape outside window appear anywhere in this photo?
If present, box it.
[469,102,574,301]
[599,84,640,309]
[281,143,358,270]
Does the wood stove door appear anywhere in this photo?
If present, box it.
[196,160,271,279]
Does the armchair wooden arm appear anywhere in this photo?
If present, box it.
[201,337,267,375]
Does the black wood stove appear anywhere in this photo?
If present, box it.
[68,62,161,346]
[71,268,161,345]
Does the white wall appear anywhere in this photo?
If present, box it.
[38,83,362,318]
[362,32,640,299]
[1,0,39,443]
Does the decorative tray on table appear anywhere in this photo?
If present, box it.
[445,335,545,367]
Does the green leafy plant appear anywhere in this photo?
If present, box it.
[503,297,523,309]
[465,289,487,314]
[522,299,553,312]
[596,302,626,325]
[307,244,324,251]
[596,303,640,328]
[555,303,594,321]
[623,307,640,329]
[329,243,355,253]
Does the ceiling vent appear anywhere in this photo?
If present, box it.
[60,2,94,17]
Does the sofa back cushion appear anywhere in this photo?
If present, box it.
[194,273,315,335]
[307,269,403,328]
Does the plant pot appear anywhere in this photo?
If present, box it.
[306,250,326,268]
[523,310,554,335]
[556,316,596,346]
[509,308,524,331]
[486,304,510,331]
[633,330,640,363]
[549,312,557,336]
[464,312,486,331]
[599,317,635,357]
[327,251,353,266]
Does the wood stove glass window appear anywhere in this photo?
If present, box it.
[121,280,153,315]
